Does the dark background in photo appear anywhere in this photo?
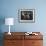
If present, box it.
[21,11,33,20]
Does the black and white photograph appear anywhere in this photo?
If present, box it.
[18,9,35,23]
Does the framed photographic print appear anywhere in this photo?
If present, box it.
[18,9,35,23]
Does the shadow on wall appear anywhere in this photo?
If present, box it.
[0,16,5,46]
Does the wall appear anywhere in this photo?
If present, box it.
[0,0,46,32]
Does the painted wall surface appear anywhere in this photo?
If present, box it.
[0,0,46,32]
